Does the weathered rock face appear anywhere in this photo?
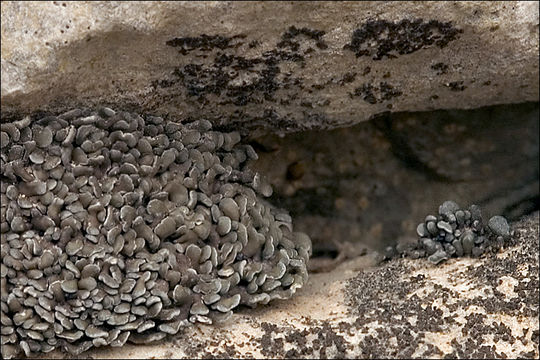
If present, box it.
[251,102,539,253]
[1,1,538,133]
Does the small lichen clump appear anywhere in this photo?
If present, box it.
[0,108,311,358]
[396,200,510,264]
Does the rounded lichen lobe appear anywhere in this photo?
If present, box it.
[396,200,511,264]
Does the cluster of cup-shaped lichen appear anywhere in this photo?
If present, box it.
[413,200,511,264]
[0,108,311,358]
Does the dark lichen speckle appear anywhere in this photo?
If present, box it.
[254,320,348,358]
[277,26,327,52]
[166,34,246,55]
[352,82,402,104]
[339,72,357,85]
[170,53,283,106]
[446,80,467,91]
[344,19,463,60]
[431,62,449,75]
[161,27,332,109]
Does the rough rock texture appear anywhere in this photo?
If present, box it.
[1,1,539,133]
[32,212,539,359]
[251,102,539,253]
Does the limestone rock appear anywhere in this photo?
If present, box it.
[1,1,538,133]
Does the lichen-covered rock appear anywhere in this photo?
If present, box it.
[0,107,311,358]
[35,212,538,358]
[344,212,539,359]
[1,2,538,132]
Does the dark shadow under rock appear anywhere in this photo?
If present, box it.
[251,102,539,253]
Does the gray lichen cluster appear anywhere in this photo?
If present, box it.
[0,108,311,358]
[407,200,511,264]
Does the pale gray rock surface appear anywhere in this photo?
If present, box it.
[1,1,539,133]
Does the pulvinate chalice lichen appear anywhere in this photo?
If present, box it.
[0,108,311,358]
[412,200,511,264]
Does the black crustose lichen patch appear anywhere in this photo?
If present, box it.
[162,27,326,108]
[344,19,463,60]
[351,82,403,104]
[165,34,246,55]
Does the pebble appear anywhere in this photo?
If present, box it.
[219,198,240,221]
[426,221,438,235]
[452,239,464,257]
[10,217,26,233]
[190,301,209,315]
[85,325,108,338]
[460,231,475,255]
[78,277,97,291]
[214,294,241,312]
[217,216,232,236]
[0,131,9,148]
[154,217,176,240]
[416,223,428,237]
[61,280,79,294]
[29,151,45,164]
